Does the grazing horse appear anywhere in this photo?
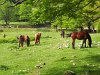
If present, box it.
[35,32,41,44]
[61,30,65,38]
[19,35,30,47]
[70,31,92,49]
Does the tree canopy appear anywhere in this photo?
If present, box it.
[0,0,100,29]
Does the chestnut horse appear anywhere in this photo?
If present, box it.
[19,35,30,47]
[70,31,92,49]
[35,32,41,44]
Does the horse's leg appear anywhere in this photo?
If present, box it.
[61,34,62,38]
[19,40,21,47]
[27,39,30,46]
[84,40,86,47]
[35,42,37,44]
[35,39,38,44]
[82,39,86,48]
[21,42,23,47]
[72,39,75,49]
[35,38,37,44]
[82,40,84,48]
[39,40,40,44]
[38,38,40,44]
[62,33,64,38]
[19,42,20,47]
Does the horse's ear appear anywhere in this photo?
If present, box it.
[67,33,72,37]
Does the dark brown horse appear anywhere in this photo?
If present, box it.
[70,31,92,49]
[34,32,41,44]
[18,35,30,47]
[61,30,65,38]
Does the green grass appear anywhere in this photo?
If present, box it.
[0,28,100,75]
[9,22,30,26]
[0,21,29,26]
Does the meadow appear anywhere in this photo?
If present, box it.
[0,28,100,75]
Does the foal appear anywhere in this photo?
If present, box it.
[19,35,30,47]
[34,32,41,44]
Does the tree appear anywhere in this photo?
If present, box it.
[30,0,100,29]
[0,1,13,25]
[17,4,32,21]
[0,0,100,29]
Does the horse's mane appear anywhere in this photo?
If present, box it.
[66,33,72,37]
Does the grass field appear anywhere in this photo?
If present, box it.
[0,28,100,75]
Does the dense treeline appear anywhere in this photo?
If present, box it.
[0,0,100,30]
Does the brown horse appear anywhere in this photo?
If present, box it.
[19,35,30,47]
[70,31,92,49]
[34,32,41,44]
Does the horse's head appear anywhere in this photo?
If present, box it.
[87,33,92,48]
[66,33,72,38]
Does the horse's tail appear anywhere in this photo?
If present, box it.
[87,33,92,47]
[26,36,30,46]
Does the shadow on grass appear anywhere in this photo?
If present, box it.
[84,54,100,63]
[41,67,66,75]
[0,65,9,71]
[76,70,100,75]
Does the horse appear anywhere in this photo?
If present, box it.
[18,35,30,47]
[61,30,65,38]
[34,32,41,44]
[69,31,92,49]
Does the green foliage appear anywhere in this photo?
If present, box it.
[95,24,100,32]
[0,1,11,24]
[18,4,32,21]
[0,1,18,24]
[29,7,42,24]
[51,15,84,29]
[0,0,100,28]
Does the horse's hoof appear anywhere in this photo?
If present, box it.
[80,46,83,48]
[72,48,75,49]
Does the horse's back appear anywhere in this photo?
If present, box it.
[35,32,41,39]
[37,32,41,38]
[71,32,78,39]
[71,31,88,40]
[77,31,87,39]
